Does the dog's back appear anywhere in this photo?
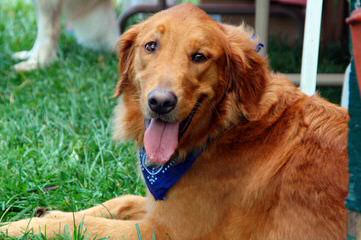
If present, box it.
[218,74,349,239]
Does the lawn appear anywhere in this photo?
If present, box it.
[0,1,144,239]
[0,0,349,239]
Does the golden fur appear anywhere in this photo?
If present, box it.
[1,4,349,239]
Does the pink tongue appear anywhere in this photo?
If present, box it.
[144,119,179,164]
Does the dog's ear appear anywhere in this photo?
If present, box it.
[222,24,270,120]
[115,23,142,97]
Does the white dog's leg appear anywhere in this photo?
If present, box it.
[13,0,62,72]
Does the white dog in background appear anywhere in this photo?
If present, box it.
[13,0,119,72]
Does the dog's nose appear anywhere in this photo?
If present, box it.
[148,89,177,115]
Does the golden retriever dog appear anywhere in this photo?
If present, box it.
[1,4,349,239]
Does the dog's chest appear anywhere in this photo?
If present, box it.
[150,156,255,238]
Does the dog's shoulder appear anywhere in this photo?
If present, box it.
[280,93,349,195]
[269,74,349,152]
[301,95,349,152]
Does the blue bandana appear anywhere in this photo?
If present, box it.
[139,147,205,200]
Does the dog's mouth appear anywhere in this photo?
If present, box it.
[143,98,203,164]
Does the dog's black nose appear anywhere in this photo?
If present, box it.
[148,89,177,115]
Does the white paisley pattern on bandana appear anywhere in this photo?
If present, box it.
[138,147,204,200]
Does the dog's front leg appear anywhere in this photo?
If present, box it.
[13,0,62,72]
[0,216,165,239]
[40,195,147,220]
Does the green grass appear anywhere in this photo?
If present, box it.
[0,0,144,239]
[0,0,349,239]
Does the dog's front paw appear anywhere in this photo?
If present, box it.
[13,59,39,72]
[0,217,66,238]
[0,219,37,237]
[12,50,31,61]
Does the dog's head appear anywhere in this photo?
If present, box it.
[113,4,270,164]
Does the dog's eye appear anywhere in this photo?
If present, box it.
[144,41,158,53]
[191,52,208,63]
